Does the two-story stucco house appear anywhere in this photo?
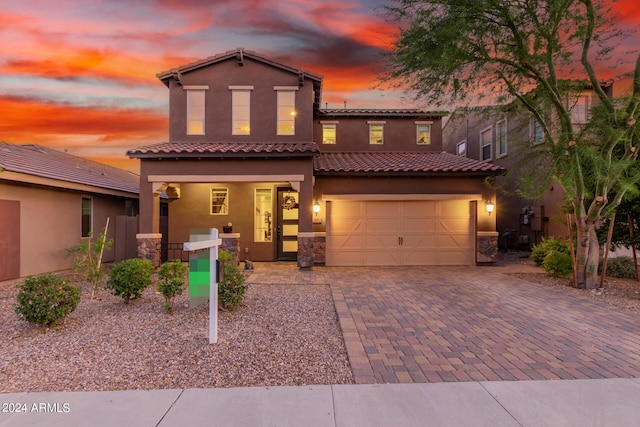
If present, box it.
[128,48,504,268]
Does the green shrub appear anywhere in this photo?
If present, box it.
[543,251,573,277]
[66,226,113,300]
[218,250,247,311]
[532,237,570,266]
[15,274,81,326]
[157,259,189,313]
[600,256,638,279]
[106,258,153,304]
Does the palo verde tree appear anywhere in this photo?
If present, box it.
[384,0,640,289]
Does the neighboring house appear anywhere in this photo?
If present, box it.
[443,75,633,251]
[0,143,140,280]
[127,48,504,268]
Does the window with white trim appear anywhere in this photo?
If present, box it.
[254,188,272,242]
[187,90,205,135]
[496,119,507,157]
[369,123,384,144]
[570,94,590,124]
[480,127,492,161]
[416,124,431,145]
[322,123,337,144]
[277,91,296,135]
[530,118,544,145]
[456,140,467,156]
[232,90,251,135]
[81,197,92,237]
[210,188,229,215]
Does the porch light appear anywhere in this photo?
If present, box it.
[485,200,495,215]
[313,203,321,215]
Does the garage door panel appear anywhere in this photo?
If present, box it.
[327,200,474,266]
[437,218,472,232]
[365,234,401,249]
[403,201,436,216]
[365,202,400,217]
[330,218,364,233]
[402,234,436,250]
[328,234,365,249]
[366,250,402,266]
[403,218,436,233]
[327,250,365,266]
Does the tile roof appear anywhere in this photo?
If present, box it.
[127,141,320,158]
[0,143,139,194]
[318,109,448,118]
[314,152,505,175]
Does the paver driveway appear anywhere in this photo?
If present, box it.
[247,263,640,384]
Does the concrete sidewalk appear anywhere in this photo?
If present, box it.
[2,378,640,426]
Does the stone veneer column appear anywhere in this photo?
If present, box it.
[297,232,315,268]
[136,233,162,267]
[313,232,326,265]
[220,233,240,263]
[476,231,499,264]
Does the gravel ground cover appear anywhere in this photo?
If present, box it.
[0,275,353,393]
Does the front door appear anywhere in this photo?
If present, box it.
[277,189,299,261]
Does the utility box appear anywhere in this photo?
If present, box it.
[531,205,544,231]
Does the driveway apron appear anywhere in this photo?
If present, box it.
[326,266,640,384]
[246,263,640,385]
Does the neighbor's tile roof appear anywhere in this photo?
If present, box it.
[318,109,448,118]
[0,143,139,194]
[127,141,320,158]
[314,152,505,175]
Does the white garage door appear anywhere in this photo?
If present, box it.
[326,200,474,266]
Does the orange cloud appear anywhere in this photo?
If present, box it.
[0,96,167,143]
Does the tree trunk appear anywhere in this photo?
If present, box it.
[575,216,600,289]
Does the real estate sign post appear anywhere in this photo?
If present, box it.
[184,228,222,344]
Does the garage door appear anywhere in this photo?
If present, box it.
[326,200,474,266]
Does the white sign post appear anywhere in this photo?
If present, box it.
[183,228,222,344]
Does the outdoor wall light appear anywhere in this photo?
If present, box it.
[485,200,495,215]
[313,203,321,215]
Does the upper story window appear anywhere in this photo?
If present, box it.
[321,122,337,144]
[480,127,492,161]
[231,86,253,135]
[456,140,467,157]
[81,196,92,237]
[570,93,591,124]
[530,118,544,145]
[415,122,432,145]
[496,119,507,157]
[210,188,229,215]
[276,88,296,135]
[368,121,385,144]
[186,87,207,135]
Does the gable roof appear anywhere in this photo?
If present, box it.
[0,142,139,195]
[314,152,505,176]
[127,141,319,159]
[157,48,323,88]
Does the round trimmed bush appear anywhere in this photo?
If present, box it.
[157,259,188,313]
[106,258,153,304]
[532,237,570,266]
[15,274,81,326]
[543,251,573,277]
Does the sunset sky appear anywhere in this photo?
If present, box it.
[0,0,638,173]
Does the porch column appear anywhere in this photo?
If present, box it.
[136,178,162,266]
[297,175,314,268]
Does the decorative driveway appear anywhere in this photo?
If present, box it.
[246,263,640,384]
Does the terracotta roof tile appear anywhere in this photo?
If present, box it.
[314,152,505,175]
[0,143,139,194]
[318,109,448,118]
[127,141,320,158]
